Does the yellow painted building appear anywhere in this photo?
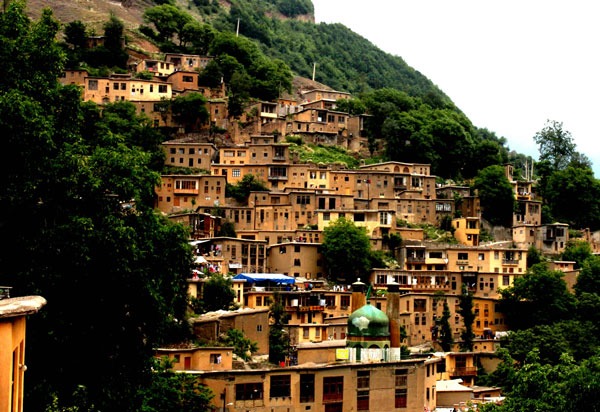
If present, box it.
[0,294,46,412]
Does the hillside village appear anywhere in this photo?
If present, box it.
[57,39,600,411]
[3,4,600,412]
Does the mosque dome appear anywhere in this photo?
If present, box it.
[347,302,390,337]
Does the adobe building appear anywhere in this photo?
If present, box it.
[196,357,439,412]
[162,138,217,170]
[155,174,227,214]
[0,293,46,412]
[190,308,270,356]
[155,346,234,372]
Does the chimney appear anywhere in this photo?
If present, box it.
[350,278,366,312]
[386,282,401,348]
[0,286,12,300]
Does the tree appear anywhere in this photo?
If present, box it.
[202,274,236,312]
[226,174,269,204]
[269,292,290,365]
[223,329,258,361]
[574,254,600,295]
[562,239,593,269]
[216,220,237,237]
[143,4,193,46]
[139,357,214,412]
[533,120,576,171]
[321,217,372,283]
[543,166,600,230]
[498,263,576,330]
[458,284,475,351]
[0,5,193,410]
[473,165,515,227]
[526,245,542,267]
[438,301,454,351]
[170,93,209,132]
[102,13,128,68]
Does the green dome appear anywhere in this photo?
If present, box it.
[347,302,390,337]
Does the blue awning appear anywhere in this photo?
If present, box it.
[232,273,295,285]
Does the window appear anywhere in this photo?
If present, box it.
[182,75,194,82]
[88,79,98,90]
[357,370,370,389]
[357,390,369,411]
[394,369,408,386]
[296,195,311,205]
[270,375,291,398]
[158,84,168,93]
[458,252,468,260]
[300,374,315,402]
[175,180,197,190]
[256,324,262,332]
[395,389,407,408]
[414,299,426,312]
[232,169,241,177]
[113,82,119,90]
[210,353,222,364]
[323,376,343,402]
[256,296,262,306]
[503,275,510,286]
[235,382,263,401]
[341,296,350,308]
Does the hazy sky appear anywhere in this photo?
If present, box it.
[311,0,600,176]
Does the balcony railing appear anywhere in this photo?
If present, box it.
[450,366,477,377]
[502,259,519,265]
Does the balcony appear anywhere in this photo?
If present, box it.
[406,256,426,264]
[174,187,199,195]
[450,366,477,377]
[268,175,288,181]
[502,259,519,265]
[285,305,325,312]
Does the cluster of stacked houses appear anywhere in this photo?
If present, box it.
[56,51,600,411]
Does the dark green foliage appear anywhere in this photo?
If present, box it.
[0,5,194,410]
[473,165,515,226]
[202,274,236,312]
[439,301,454,352]
[216,220,237,237]
[223,329,258,361]
[562,239,593,269]
[457,284,475,351]
[543,165,600,229]
[275,0,313,17]
[321,217,373,283]
[575,255,600,296]
[226,174,269,204]
[481,351,600,412]
[139,357,214,412]
[102,13,128,68]
[499,263,576,331]
[526,245,542,267]
[534,120,576,171]
[170,92,209,132]
[269,292,290,364]
[143,4,193,46]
